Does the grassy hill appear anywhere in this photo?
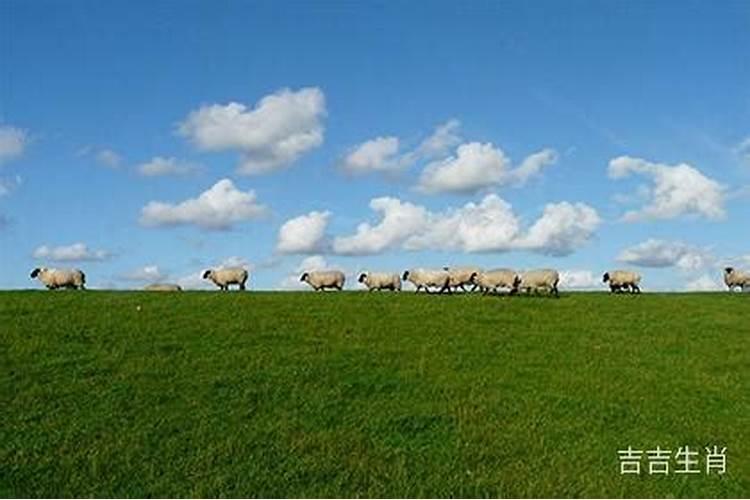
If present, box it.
[1,291,748,497]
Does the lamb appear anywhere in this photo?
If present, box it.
[30,267,86,290]
[512,269,560,297]
[723,267,750,292]
[443,266,482,292]
[202,267,249,291]
[144,283,182,291]
[402,269,451,294]
[602,270,642,294]
[358,272,401,292]
[471,268,517,295]
[300,270,346,291]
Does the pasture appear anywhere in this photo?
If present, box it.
[1,291,748,497]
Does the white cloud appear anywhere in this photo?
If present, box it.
[560,270,600,290]
[608,156,726,221]
[122,265,167,282]
[332,194,600,256]
[518,201,602,256]
[415,119,462,158]
[33,242,111,262]
[178,87,326,175]
[339,120,462,176]
[417,142,557,194]
[95,148,122,169]
[140,178,267,230]
[617,239,715,271]
[0,125,28,165]
[276,210,331,254]
[684,273,724,292]
[340,137,402,174]
[137,156,198,177]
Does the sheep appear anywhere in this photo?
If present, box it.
[602,270,642,294]
[402,268,451,294]
[144,283,182,291]
[512,269,560,297]
[300,270,346,291]
[471,268,517,295]
[202,267,249,291]
[443,266,482,292]
[723,267,750,292]
[358,272,401,292]
[30,267,86,290]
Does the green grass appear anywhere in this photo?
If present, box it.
[1,291,748,497]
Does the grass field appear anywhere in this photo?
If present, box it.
[1,290,748,497]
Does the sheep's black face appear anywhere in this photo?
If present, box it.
[724,267,734,274]
[300,272,309,282]
[602,272,610,283]
[202,270,211,279]
[402,271,409,281]
[513,276,522,288]
[30,268,40,278]
[469,272,479,282]
[358,273,367,283]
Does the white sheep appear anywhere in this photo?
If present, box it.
[144,283,182,291]
[202,267,249,291]
[602,270,642,294]
[30,267,86,290]
[358,272,401,292]
[513,269,560,297]
[443,266,482,292]
[723,267,750,292]
[402,269,451,294]
[300,270,346,291]
[471,268,517,295]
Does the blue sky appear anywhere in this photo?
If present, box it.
[1,0,748,291]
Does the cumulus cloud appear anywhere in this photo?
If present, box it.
[122,265,167,282]
[137,156,198,177]
[339,120,462,175]
[608,156,726,221]
[140,178,267,230]
[684,273,724,292]
[617,239,715,271]
[178,87,326,175]
[417,143,557,194]
[33,242,111,262]
[276,210,331,254]
[0,125,28,165]
[560,270,600,290]
[332,194,600,256]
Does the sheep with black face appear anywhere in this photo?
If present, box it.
[30,267,86,290]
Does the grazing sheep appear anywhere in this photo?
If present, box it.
[144,283,182,291]
[471,268,517,295]
[513,269,560,297]
[358,272,401,292]
[402,269,451,294]
[602,270,642,294]
[300,270,346,291]
[30,267,86,290]
[202,267,249,291]
[723,267,750,292]
[443,266,482,292]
